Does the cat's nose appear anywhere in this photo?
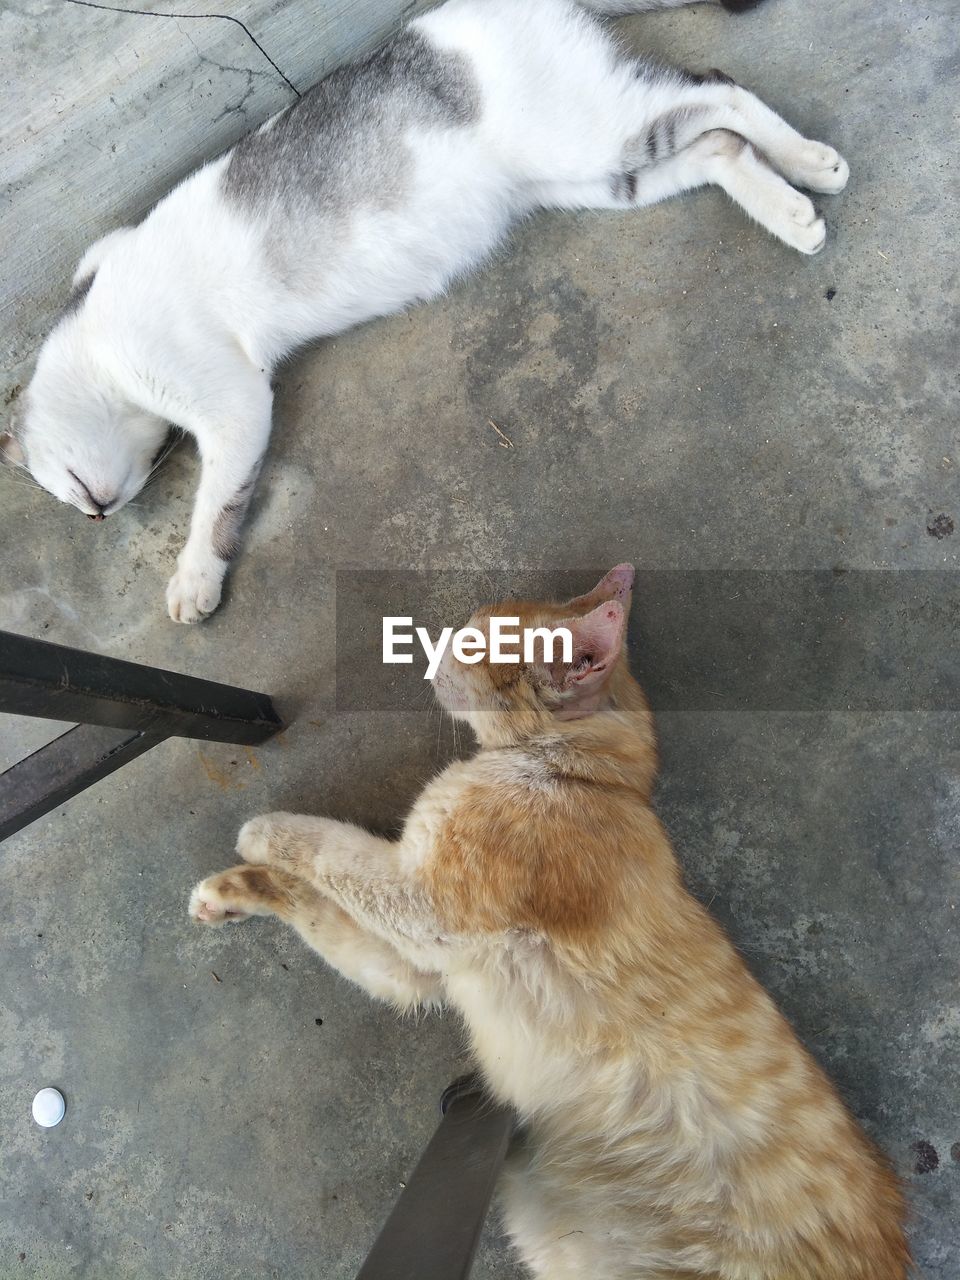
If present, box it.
[87,511,105,522]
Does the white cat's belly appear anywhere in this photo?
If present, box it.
[418,0,646,185]
[246,137,517,364]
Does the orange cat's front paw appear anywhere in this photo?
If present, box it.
[235,814,280,865]
[189,868,257,926]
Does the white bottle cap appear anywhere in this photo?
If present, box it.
[32,1087,65,1128]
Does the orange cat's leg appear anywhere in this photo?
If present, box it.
[235,810,395,879]
[189,863,300,924]
[231,811,450,966]
[189,864,442,1011]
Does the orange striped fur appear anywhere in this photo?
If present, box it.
[191,567,909,1279]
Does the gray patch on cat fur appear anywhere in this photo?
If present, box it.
[223,32,480,215]
[624,107,708,171]
[213,470,259,562]
[611,170,639,202]
[683,67,737,87]
[58,272,95,324]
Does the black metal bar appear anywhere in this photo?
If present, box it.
[0,723,167,842]
[356,1077,514,1280]
[0,630,282,744]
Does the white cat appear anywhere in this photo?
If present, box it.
[3,0,847,623]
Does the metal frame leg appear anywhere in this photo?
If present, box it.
[0,724,167,842]
[356,1076,515,1280]
[0,630,281,742]
[0,630,283,842]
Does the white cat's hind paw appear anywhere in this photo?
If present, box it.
[166,560,224,624]
[749,183,827,255]
[779,190,827,255]
[793,142,849,194]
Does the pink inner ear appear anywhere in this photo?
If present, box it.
[565,600,626,685]
[552,601,626,720]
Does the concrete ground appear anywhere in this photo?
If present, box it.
[1,0,958,1276]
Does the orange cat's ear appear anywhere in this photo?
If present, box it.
[566,563,634,615]
[551,600,626,720]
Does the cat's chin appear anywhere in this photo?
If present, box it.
[436,696,470,720]
[431,677,470,719]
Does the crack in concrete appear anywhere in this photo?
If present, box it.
[62,0,302,98]
[176,26,272,121]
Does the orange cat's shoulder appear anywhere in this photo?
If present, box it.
[421,754,659,939]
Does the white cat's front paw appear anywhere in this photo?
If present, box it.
[166,556,224,623]
[793,142,849,194]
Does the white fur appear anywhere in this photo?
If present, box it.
[14,0,847,622]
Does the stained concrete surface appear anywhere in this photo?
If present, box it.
[1,0,958,1276]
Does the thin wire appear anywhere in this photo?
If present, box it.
[62,0,302,98]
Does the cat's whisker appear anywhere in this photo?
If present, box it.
[413,680,433,709]
[1,469,43,492]
[149,428,185,476]
[135,430,187,500]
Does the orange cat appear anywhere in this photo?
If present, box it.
[190,566,909,1279]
